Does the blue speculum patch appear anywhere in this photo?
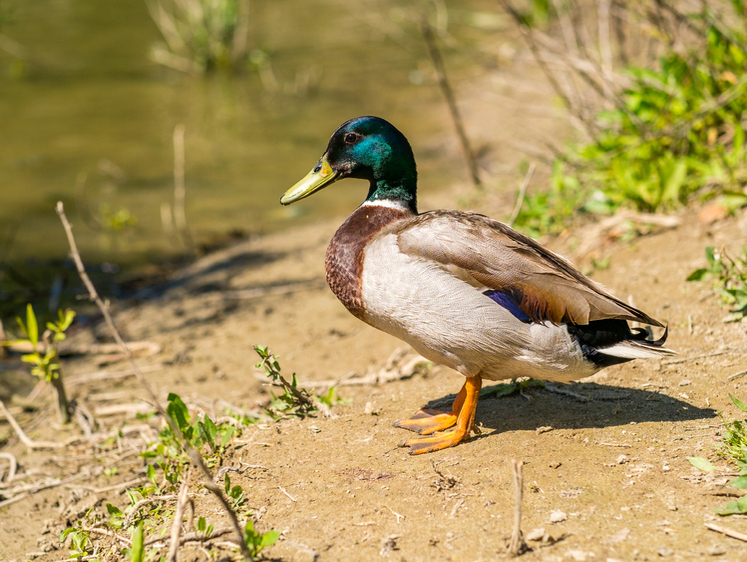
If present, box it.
[483,290,531,323]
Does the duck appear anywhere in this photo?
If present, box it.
[280,116,674,455]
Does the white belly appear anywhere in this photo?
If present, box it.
[359,234,597,382]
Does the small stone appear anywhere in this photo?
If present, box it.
[549,510,567,523]
[707,545,726,556]
[678,380,691,387]
[526,528,546,541]
[536,426,554,434]
[658,547,673,557]
[549,461,562,469]
[616,454,630,465]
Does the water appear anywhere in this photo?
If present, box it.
[0,0,489,316]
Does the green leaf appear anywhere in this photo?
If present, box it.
[715,495,747,516]
[26,304,38,348]
[687,456,717,472]
[729,394,747,414]
[686,268,710,282]
[129,522,144,562]
[166,393,191,435]
[260,529,281,548]
[106,503,124,517]
[727,475,747,490]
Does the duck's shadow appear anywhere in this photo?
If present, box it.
[423,381,716,435]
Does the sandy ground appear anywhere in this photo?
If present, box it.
[1,199,747,561]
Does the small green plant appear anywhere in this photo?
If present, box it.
[4,305,75,423]
[224,473,245,511]
[243,519,280,559]
[480,378,545,399]
[687,245,747,322]
[512,2,747,236]
[125,522,144,562]
[254,345,345,418]
[141,393,236,489]
[60,528,92,559]
[715,394,747,515]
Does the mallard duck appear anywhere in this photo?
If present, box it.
[280,116,674,455]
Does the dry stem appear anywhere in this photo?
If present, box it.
[421,16,481,189]
[507,459,527,556]
[55,202,252,561]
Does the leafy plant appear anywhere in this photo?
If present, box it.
[715,394,747,515]
[480,377,545,399]
[243,519,280,558]
[254,345,344,418]
[60,528,92,559]
[512,1,747,235]
[224,473,245,511]
[4,305,75,423]
[141,392,236,489]
[687,245,747,322]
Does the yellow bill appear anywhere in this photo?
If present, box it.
[280,155,339,205]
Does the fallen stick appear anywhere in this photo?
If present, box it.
[507,459,527,556]
[145,527,234,547]
[4,340,161,356]
[0,400,66,449]
[0,452,18,483]
[508,162,536,227]
[705,522,747,543]
[167,471,191,562]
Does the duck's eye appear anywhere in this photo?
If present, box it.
[344,133,359,144]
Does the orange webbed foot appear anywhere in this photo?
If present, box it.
[394,409,458,435]
[396,375,482,455]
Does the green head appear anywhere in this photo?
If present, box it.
[280,116,418,212]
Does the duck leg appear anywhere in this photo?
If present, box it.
[394,384,467,434]
[398,375,482,455]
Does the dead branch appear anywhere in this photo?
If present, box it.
[4,340,161,357]
[67,364,163,386]
[145,526,234,547]
[421,16,481,189]
[167,470,191,562]
[508,162,537,227]
[507,459,527,556]
[0,452,18,483]
[56,201,253,561]
[705,522,747,543]
[0,400,68,449]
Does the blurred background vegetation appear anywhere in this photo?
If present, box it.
[1,0,746,327]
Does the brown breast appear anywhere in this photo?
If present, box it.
[324,203,413,320]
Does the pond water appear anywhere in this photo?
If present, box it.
[0,0,494,316]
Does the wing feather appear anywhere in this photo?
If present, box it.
[394,210,663,327]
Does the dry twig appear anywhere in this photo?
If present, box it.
[55,202,252,561]
[421,17,481,189]
[508,459,527,556]
[167,470,191,562]
[0,400,67,449]
[508,162,537,227]
[705,522,747,543]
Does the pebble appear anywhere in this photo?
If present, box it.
[549,510,567,523]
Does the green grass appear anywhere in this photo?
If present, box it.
[687,245,747,322]
[513,2,747,237]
